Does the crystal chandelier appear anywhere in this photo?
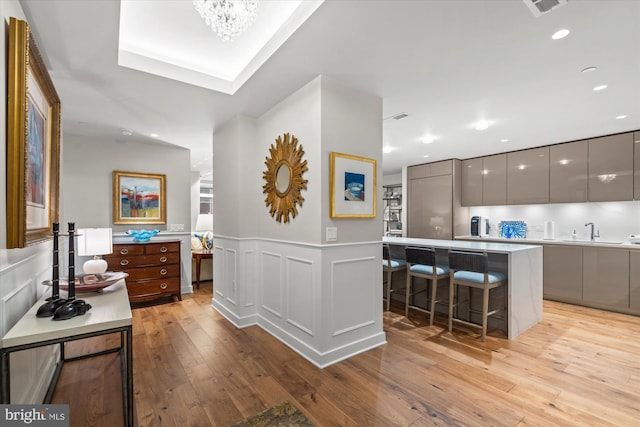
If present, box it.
[193,0,259,42]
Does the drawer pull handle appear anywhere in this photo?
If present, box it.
[160,282,168,290]
[160,247,168,253]
[160,268,168,275]
[160,256,167,263]
[120,248,129,255]
[120,260,129,266]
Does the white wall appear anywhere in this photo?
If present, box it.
[0,1,61,404]
[212,76,386,367]
[469,201,640,241]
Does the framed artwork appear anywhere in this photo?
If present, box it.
[330,152,377,218]
[6,18,61,248]
[113,171,166,225]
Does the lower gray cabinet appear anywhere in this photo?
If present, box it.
[583,247,630,310]
[631,251,640,312]
[543,245,582,301]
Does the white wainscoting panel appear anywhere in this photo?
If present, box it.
[261,251,282,317]
[225,248,237,306]
[243,250,256,308]
[213,245,225,299]
[331,257,376,336]
[286,256,314,336]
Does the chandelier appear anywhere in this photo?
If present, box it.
[193,0,259,42]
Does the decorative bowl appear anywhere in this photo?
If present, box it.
[126,229,159,242]
[629,235,640,244]
[43,271,128,293]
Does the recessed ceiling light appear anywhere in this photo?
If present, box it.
[616,115,627,120]
[423,155,430,158]
[120,129,133,136]
[500,139,509,143]
[593,85,608,91]
[581,66,597,73]
[475,121,490,131]
[552,29,570,40]
[420,135,437,144]
[150,133,159,138]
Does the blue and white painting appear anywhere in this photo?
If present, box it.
[344,172,365,201]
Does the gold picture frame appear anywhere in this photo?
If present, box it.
[262,133,308,223]
[330,152,376,218]
[6,18,61,248]
[113,171,167,225]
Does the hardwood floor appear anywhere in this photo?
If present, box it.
[52,282,640,426]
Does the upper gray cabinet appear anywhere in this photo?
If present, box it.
[635,132,640,200]
[483,154,507,205]
[461,154,506,206]
[461,158,483,206]
[549,140,588,203]
[588,132,634,202]
[507,147,550,204]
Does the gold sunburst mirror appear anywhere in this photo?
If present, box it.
[262,133,308,223]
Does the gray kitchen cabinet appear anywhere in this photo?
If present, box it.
[407,159,468,239]
[550,140,588,203]
[461,154,507,206]
[635,132,640,200]
[483,154,507,205]
[583,247,630,310]
[588,132,634,202]
[543,245,582,301]
[461,157,483,206]
[631,251,640,312]
[408,174,452,239]
[507,147,550,204]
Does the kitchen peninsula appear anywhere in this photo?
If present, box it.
[383,236,543,339]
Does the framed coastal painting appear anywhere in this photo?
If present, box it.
[329,152,376,218]
[6,18,61,248]
[113,171,166,224]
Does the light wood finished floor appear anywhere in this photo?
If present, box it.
[52,281,640,426]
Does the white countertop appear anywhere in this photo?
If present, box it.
[455,235,640,249]
[383,236,541,253]
[1,280,132,348]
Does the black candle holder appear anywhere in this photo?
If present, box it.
[37,222,68,317]
[52,222,92,321]
[38,222,92,320]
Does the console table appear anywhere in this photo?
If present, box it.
[0,280,133,427]
[192,250,212,289]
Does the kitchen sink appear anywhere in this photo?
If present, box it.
[561,239,624,244]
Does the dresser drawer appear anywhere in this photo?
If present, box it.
[107,253,180,269]
[145,242,180,255]
[127,277,180,301]
[123,264,180,282]
[114,245,145,256]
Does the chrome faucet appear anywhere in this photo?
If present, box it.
[585,222,600,241]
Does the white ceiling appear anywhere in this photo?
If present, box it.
[19,0,640,180]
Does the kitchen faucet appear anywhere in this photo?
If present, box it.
[585,222,600,241]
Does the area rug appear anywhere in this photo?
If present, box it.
[231,401,315,427]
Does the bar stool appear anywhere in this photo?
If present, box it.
[405,246,449,325]
[383,244,406,311]
[448,250,506,341]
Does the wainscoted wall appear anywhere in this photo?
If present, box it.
[0,246,58,404]
[212,237,385,368]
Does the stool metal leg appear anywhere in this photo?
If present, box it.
[482,285,490,342]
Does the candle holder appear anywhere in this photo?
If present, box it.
[37,222,68,317]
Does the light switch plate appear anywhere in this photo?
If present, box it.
[326,227,337,241]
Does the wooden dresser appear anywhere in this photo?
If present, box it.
[104,240,181,303]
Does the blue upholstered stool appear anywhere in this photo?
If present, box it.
[383,244,407,311]
[405,246,449,325]
[448,250,506,341]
